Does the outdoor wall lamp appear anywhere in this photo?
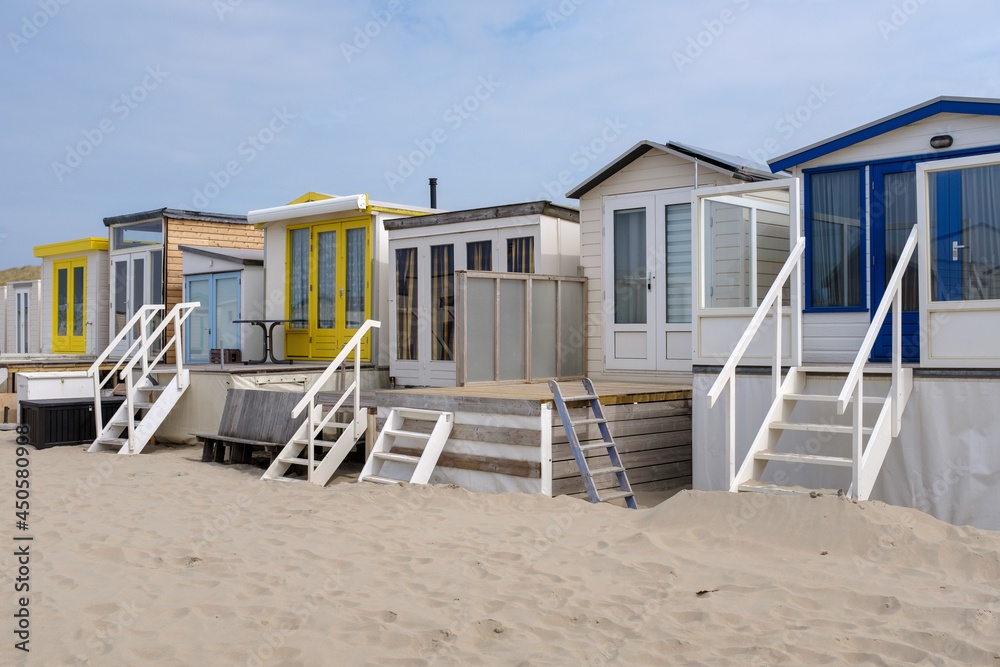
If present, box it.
[930,134,954,149]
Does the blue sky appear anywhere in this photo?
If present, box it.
[1,0,998,268]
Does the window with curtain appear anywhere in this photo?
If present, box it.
[614,208,646,323]
[431,244,454,361]
[345,228,366,328]
[883,171,918,311]
[395,248,418,360]
[506,237,534,273]
[56,267,67,336]
[809,169,861,308]
[289,227,309,328]
[72,265,84,336]
[317,230,336,329]
[930,163,1000,301]
[665,204,691,323]
[467,240,492,271]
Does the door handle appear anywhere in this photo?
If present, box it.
[952,240,966,261]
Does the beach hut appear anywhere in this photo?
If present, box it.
[692,96,1000,529]
[0,280,41,356]
[33,237,108,355]
[102,207,261,360]
[566,141,778,378]
[247,192,436,371]
[180,246,264,364]
[385,200,580,387]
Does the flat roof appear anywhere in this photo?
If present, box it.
[104,208,250,227]
[382,200,579,231]
[178,245,263,266]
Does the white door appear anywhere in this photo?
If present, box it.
[14,288,29,354]
[604,191,693,372]
[111,249,164,354]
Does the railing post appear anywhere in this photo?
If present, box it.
[892,288,902,437]
[773,297,782,401]
[852,376,863,499]
[175,309,186,390]
[93,373,103,438]
[726,374,736,489]
[139,311,150,379]
[354,338,361,429]
[126,373,135,455]
[307,401,316,483]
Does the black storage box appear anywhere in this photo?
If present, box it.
[19,397,126,449]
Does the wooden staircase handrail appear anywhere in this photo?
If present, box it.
[291,319,380,419]
[836,226,918,414]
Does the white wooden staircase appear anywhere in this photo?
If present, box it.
[262,320,378,486]
[88,303,199,455]
[709,227,918,500]
[358,408,453,485]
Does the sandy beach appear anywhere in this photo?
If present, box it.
[4,430,1000,666]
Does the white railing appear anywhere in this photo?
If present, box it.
[707,237,806,487]
[291,319,380,482]
[837,225,918,496]
[89,305,164,437]
[116,302,199,453]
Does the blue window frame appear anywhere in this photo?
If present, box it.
[804,167,867,311]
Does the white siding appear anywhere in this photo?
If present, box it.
[801,311,869,364]
[577,148,746,378]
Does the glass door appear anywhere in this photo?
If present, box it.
[52,258,86,353]
[185,276,211,363]
[871,162,920,361]
[110,250,163,354]
[185,272,241,363]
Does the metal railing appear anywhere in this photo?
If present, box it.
[291,319,380,482]
[706,236,806,487]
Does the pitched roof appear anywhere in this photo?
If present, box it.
[769,96,1000,172]
[566,140,776,200]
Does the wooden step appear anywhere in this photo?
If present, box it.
[587,465,626,477]
[132,402,155,410]
[363,474,405,485]
[292,438,331,447]
[142,385,168,393]
[771,421,873,435]
[385,428,431,440]
[278,457,318,467]
[580,442,612,452]
[798,365,894,375]
[597,489,634,502]
[373,452,421,465]
[108,419,141,428]
[755,449,853,467]
[784,393,884,404]
[96,437,127,446]
[737,480,842,496]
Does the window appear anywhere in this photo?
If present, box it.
[613,208,646,323]
[431,244,454,361]
[111,219,163,251]
[506,237,534,273]
[467,240,492,271]
[395,248,418,360]
[289,227,309,329]
[808,169,862,308]
[665,204,692,323]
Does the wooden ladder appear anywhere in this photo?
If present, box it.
[549,378,637,509]
[359,408,453,485]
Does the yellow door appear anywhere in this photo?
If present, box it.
[285,218,372,361]
[53,258,87,353]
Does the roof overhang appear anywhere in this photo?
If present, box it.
[383,200,579,231]
[34,237,108,258]
[769,96,1000,172]
[566,140,775,200]
[178,245,263,266]
[248,194,369,227]
[103,208,249,227]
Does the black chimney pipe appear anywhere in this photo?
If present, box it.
[429,177,438,209]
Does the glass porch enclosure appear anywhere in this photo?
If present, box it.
[917,154,1000,367]
[693,179,801,365]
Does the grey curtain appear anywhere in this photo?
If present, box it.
[810,170,861,308]
[345,228,366,328]
[289,227,309,328]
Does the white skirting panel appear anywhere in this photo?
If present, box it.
[693,371,1000,530]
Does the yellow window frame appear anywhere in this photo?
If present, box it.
[52,257,87,353]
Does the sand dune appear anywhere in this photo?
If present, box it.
[5,432,1000,666]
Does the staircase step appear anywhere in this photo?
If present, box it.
[771,421,873,435]
[560,394,599,402]
[784,393,884,404]
[132,402,155,409]
[737,480,842,496]
[571,417,607,427]
[597,489,634,502]
[799,365,894,375]
[141,385,168,393]
[108,419,140,428]
[385,427,431,440]
[278,457,318,467]
[96,437,127,446]
[755,449,853,467]
[373,452,421,465]
[580,442,612,452]
[363,474,405,485]
[587,465,626,477]
[292,438,331,447]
